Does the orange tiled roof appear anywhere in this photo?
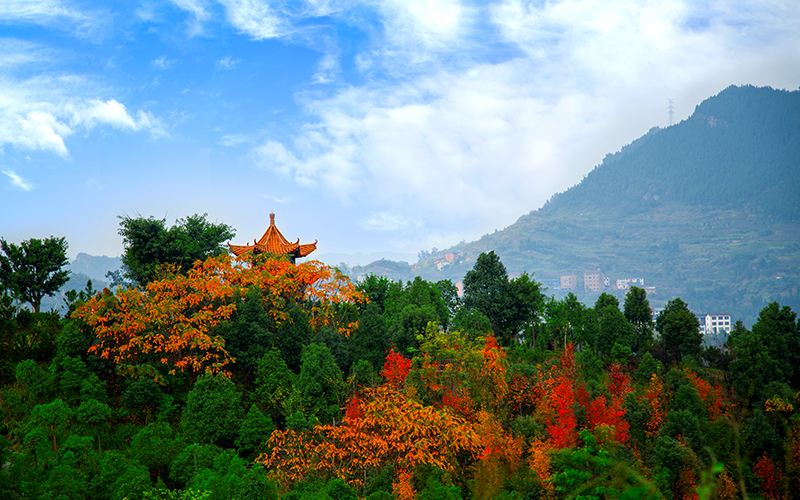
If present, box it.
[228,213,317,260]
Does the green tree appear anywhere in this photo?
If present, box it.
[255,349,296,425]
[729,327,779,407]
[624,286,654,351]
[594,293,619,322]
[463,251,510,339]
[357,275,397,314]
[0,236,69,313]
[116,213,235,287]
[92,451,151,500]
[182,374,244,448]
[213,287,274,375]
[235,404,275,458]
[507,272,545,344]
[31,399,72,453]
[450,308,492,339]
[435,279,460,320]
[131,422,184,482]
[348,302,389,371]
[545,294,597,350]
[750,302,800,387]
[656,298,702,364]
[297,343,344,424]
[76,398,113,451]
[170,443,222,487]
[597,307,636,359]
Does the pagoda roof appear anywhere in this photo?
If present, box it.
[228,213,317,260]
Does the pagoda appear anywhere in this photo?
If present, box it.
[228,213,317,263]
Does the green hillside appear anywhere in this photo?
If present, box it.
[350,85,800,326]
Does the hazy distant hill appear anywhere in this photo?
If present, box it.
[40,253,121,313]
[68,252,122,283]
[349,85,800,326]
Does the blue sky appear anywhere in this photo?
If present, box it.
[1,0,799,266]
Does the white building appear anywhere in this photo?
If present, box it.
[696,314,732,335]
[616,278,644,290]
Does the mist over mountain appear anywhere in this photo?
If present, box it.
[350,85,800,326]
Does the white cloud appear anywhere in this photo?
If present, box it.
[153,55,177,70]
[15,110,71,155]
[254,140,301,176]
[216,55,241,70]
[0,73,169,157]
[359,212,412,231]
[312,51,339,84]
[68,100,168,138]
[256,193,290,203]
[169,0,212,35]
[2,169,33,191]
[0,38,55,68]
[220,133,249,146]
[0,0,112,41]
[252,0,800,250]
[377,0,466,53]
[218,0,292,39]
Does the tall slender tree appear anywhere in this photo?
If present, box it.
[656,298,702,364]
[624,286,654,351]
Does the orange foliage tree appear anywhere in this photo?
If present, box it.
[641,373,666,436]
[474,410,524,499]
[528,437,554,493]
[76,254,365,381]
[683,369,729,421]
[258,384,481,490]
[259,329,512,494]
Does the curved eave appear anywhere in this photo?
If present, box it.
[297,241,318,257]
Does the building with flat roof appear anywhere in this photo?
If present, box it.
[560,273,577,291]
[584,269,604,292]
[696,314,732,335]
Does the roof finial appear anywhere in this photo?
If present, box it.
[270,213,275,226]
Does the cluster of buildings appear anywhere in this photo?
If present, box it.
[556,269,656,295]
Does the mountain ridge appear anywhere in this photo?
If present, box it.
[348,85,800,326]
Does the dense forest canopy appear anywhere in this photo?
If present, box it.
[1,224,799,499]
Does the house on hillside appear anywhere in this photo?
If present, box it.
[584,269,604,292]
[696,313,732,335]
[434,253,457,271]
[560,273,577,291]
[616,278,644,290]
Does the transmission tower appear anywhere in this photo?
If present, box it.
[667,98,675,126]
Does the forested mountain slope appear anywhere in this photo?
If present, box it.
[355,85,800,326]
[544,85,799,220]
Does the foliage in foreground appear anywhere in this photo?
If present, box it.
[0,241,799,500]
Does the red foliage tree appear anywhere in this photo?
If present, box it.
[381,347,412,389]
[752,453,783,500]
[545,344,578,449]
